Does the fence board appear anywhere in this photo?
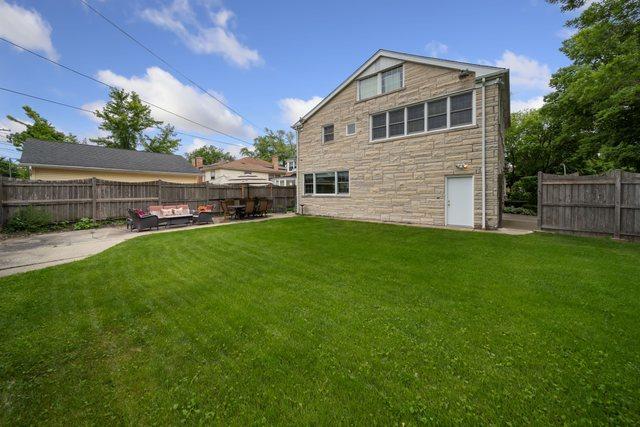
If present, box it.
[0,178,296,225]
[539,170,640,240]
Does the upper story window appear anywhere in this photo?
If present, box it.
[357,66,404,101]
[323,124,334,143]
[286,160,297,172]
[370,90,475,141]
[346,123,356,136]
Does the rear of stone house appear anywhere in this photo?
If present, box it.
[294,50,510,228]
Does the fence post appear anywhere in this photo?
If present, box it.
[614,169,621,239]
[157,180,163,205]
[91,177,97,221]
[537,171,543,229]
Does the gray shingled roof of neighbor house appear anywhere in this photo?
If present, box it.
[19,139,200,174]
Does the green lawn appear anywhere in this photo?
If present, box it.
[1,217,639,424]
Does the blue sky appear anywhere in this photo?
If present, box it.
[0,0,580,162]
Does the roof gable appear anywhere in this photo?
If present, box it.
[293,49,507,128]
[19,139,200,175]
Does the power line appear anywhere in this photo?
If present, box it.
[0,36,252,146]
[77,0,262,131]
[0,86,247,149]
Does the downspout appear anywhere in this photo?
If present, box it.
[295,123,301,214]
[481,77,486,230]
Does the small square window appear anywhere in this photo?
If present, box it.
[323,124,334,143]
[346,123,356,135]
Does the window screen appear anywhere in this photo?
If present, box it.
[323,124,334,142]
[407,104,425,134]
[427,98,447,130]
[304,174,313,194]
[371,113,387,140]
[388,108,405,137]
[315,172,335,194]
[337,171,349,194]
[346,123,356,135]
[358,75,378,100]
[381,67,402,93]
[450,92,473,126]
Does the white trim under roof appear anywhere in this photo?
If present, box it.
[292,49,507,129]
[21,163,201,176]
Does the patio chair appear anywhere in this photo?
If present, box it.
[220,200,233,220]
[194,205,214,224]
[257,199,269,216]
[244,199,256,217]
[127,208,159,232]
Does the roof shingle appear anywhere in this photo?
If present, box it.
[19,139,200,175]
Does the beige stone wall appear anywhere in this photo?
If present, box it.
[30,167,200,184]
[297,61,506,228]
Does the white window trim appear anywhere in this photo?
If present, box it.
[302,171,350,197]
[345,123,356,136]
[357,65,404,101]
[322,124,335,143]
[369,89,476,143]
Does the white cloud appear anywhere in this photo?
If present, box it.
[556,27,577,39]
[0,1,59,60]
[80,100,106,123]
[512,96,545,112]
[140,0,261,68]
[278,96,323,125]
[212,8,234,28]
[84,67,257,142]
[494,50,551,91]
[425,41,449,58]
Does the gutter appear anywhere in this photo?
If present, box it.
[295,124,301,214]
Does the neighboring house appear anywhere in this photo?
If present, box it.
[19,139,201,183]
[274,158,297,187]
[293,49,509,229]
[201,156,285,186]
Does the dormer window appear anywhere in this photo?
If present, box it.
[357,65,404,101]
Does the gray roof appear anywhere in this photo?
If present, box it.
[19,139,200,175]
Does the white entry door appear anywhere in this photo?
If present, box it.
[446,176,474,227]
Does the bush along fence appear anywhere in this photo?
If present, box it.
[537,170,640,240]
[0,177,296,227]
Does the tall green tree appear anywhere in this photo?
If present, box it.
[185,145,234,165]
[142,124,180,154]
[545,0,640,171]
[240,128,296,163]
[6,106,78,148]
[92,88,161,150]
[0,157,29,179]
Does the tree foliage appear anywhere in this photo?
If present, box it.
[0,157,29,179]
[240,129,296,163]
[91,88,162,150]
[544,0,640,171]
[185,145,234,165]
[6,106,78,148]
[141,124,180,154]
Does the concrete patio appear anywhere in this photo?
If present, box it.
[0,214,294,277]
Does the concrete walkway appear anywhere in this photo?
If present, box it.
[0,214,294,277]
[501,213,538,231]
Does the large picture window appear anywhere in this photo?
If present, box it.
[303,171,349,195]
[370,90,474,141]
[358,66,404,101]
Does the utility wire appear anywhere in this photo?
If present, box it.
[77,0,262,131]
[0,36,252,146]
[0,86,247,149]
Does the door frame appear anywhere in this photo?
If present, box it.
[445,175,475,227]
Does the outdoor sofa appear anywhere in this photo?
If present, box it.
[148,204,194,227]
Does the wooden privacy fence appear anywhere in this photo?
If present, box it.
[537,170,640,240]
[0,178,296,225]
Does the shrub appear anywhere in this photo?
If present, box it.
[507,175,538,207]
[5,207,52,233]
[504,206,537,216]
[73,217,98,231]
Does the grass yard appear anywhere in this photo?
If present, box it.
[1,217,639,424]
